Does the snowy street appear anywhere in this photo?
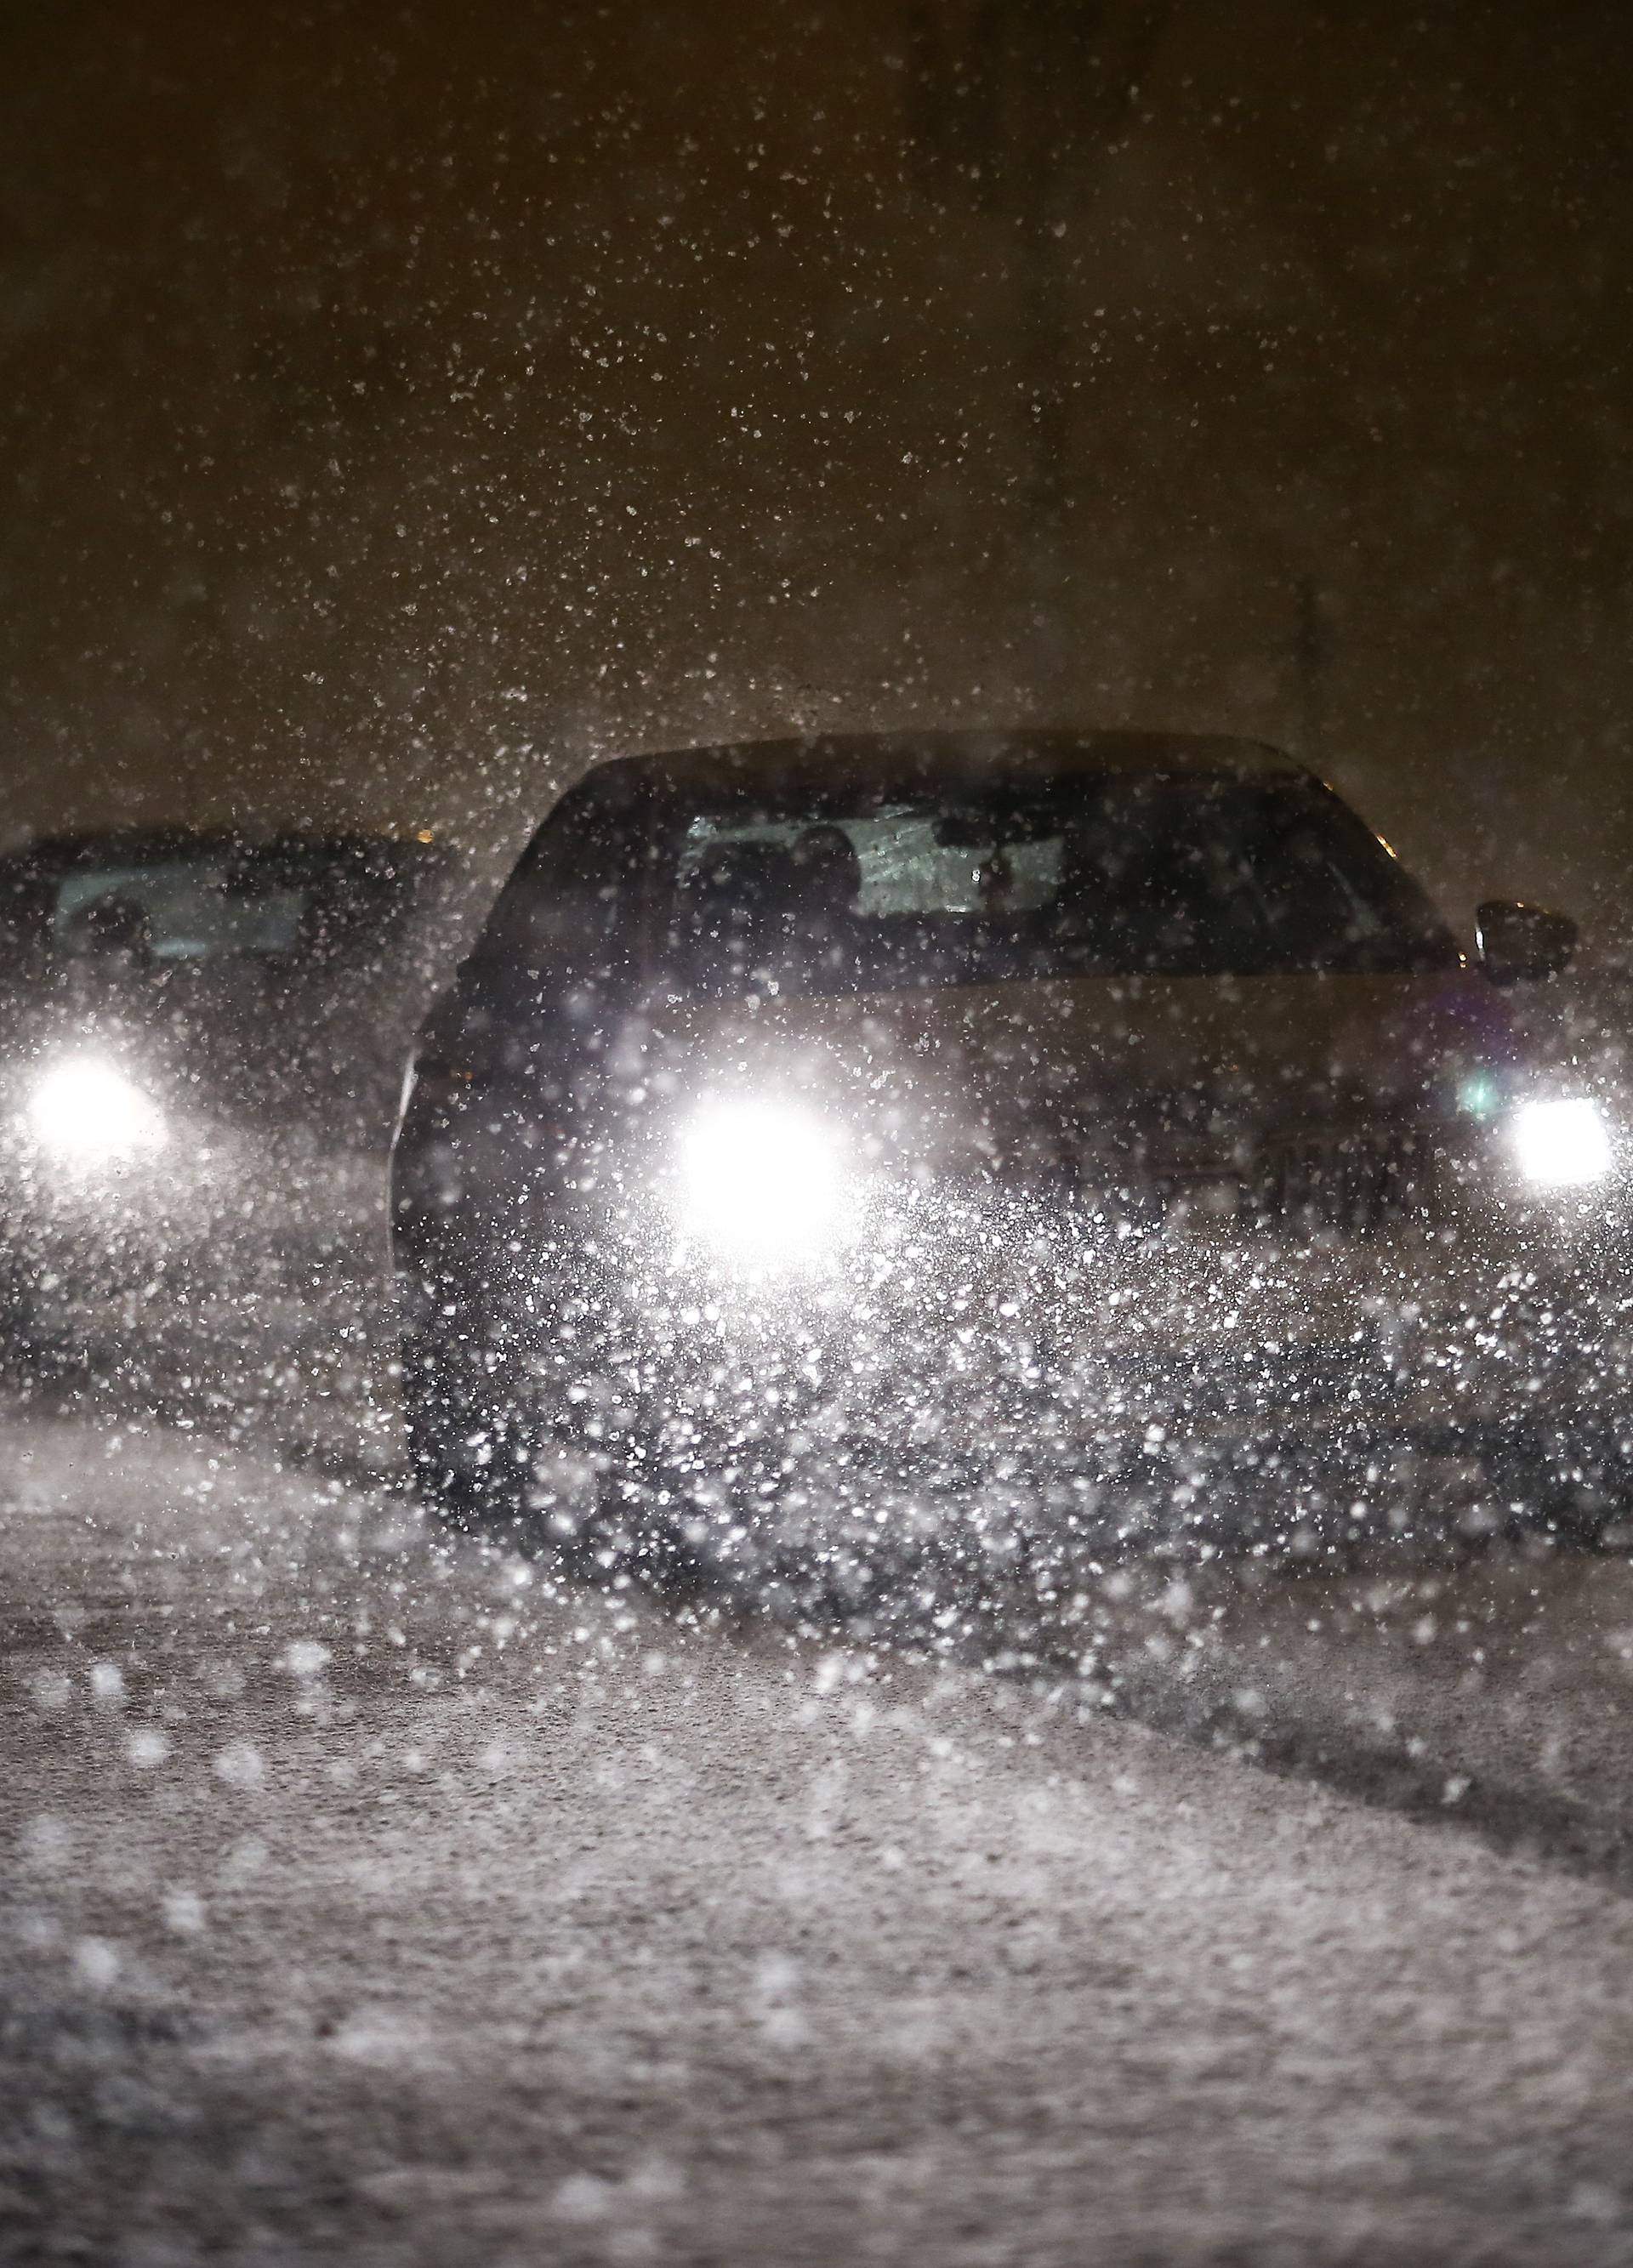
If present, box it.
[6,1410,1633,2265]
[9,1,1633,2258]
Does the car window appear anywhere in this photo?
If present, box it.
[472,767,660,1003]
[641,775,1457,1000]
[9,850,414,973]
[48,861,312,963]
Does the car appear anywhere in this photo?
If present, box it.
[390,730,1623,1596]
[0,826,455,1380]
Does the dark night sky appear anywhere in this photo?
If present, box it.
[3,0,1630,943]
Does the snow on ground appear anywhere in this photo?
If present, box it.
[33,1145,1633,1897]
[1050,1539,1633,1888]
[4,1413,1633,2265]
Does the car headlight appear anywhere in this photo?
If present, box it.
[1511,1097,1612,1189]
[676,1099,854,1267]
[24,1055,168,1168]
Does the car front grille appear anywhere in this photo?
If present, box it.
[1158,1131,1435,1237]
[964,1123,1442,1248]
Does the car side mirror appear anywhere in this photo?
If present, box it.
[1476,899,1577,985]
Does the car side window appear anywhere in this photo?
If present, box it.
[473,768,659,1010]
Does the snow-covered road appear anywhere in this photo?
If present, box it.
[5,1412,1633,2264]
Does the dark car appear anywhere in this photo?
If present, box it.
[0,826,455,1376]
[390,730,1620,1593]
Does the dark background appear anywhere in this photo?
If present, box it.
[3,0,1630,945]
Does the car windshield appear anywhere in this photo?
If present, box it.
[46,858,310,963]
[0,846,413,971]
[644,773,1457,998]
[480,763,1459,1003]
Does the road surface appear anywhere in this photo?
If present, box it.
[5,1407,1633,2264]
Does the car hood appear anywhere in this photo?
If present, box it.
[651,966,1516,1170]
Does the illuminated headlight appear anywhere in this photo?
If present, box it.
[1511,1098,1612,1189]
[677,1099,854,1267]
[24,1056,168,1168]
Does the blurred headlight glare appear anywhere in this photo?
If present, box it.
[678,1099,850,1266]
[25,1056,168,1168]
[1512,1098,1611,1188]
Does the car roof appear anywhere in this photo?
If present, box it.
[578,729,1312,806]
